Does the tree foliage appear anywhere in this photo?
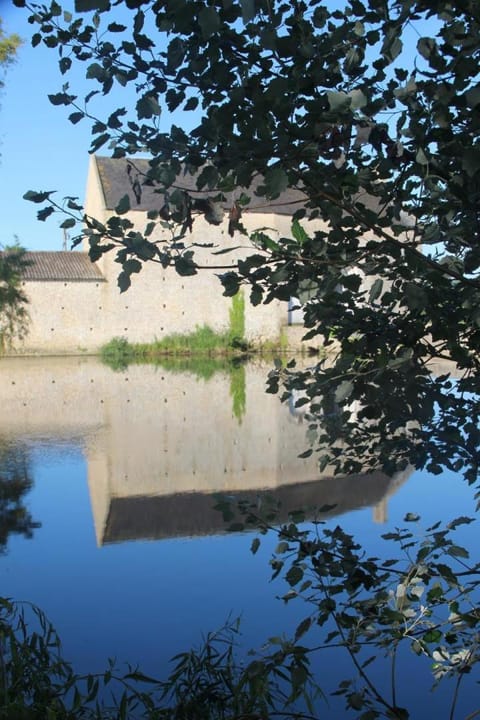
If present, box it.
[15,0,480,481]
[0,18,22,150]
[0,19,21,72]
[0,15,22,112]
[0,442,40,553]
[0,22,27,350]
[0,245,30,350]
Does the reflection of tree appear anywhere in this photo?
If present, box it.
[0,443,40,553]
[271,362,480,482]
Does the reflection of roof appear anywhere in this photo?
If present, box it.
[21,252,105,282]
[102,470,399,545]
[95,156,308,215]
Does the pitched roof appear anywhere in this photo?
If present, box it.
[102,470,395,543]
[20,252,105,282]
[95,156,308,215]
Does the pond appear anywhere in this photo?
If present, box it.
[0,355,478,717]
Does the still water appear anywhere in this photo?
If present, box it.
[0,356,478,716]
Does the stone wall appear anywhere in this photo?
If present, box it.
[9,152,351,356]
[17,279,106,355]
[9,157,312,355]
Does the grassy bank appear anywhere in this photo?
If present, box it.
[100,326,247,369]
[100,325,289,372]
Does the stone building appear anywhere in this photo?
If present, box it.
[9,155,313,355]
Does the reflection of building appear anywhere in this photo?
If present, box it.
[104,470,409,543]
[0,357,412,545]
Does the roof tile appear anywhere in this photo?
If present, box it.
[20,252,105,282]
[95,156,308,215]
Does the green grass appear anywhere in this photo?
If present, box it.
[229,290,245,342]
[100,325,250,371]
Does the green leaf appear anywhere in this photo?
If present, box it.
[415,148,428,165]
[447,545,469,559]
[124,671,158,683]
[465,86,480,108]
[134,9,145,34]
[23,190,55,203]
[294,617,312,640]
[348,692,365,711]
[404,513,420,522]
[250,285,263,305]
[86,62,106,81]
[291,218,309,245]
[48,92,76,106]
[75,0,110,11]
[404,282,427,310]
[423,629,442,643]
[204,201,224,225]
[335,380,353,404]
[60,218,76,229]
[197,165,219,190]
[117,270,131,293]
[417,37,436,61]
[436,563,457,584]
[108,22,127,32]
[462,148,480,178]
[251,537,260,555]
[447,516,475,530]
[69,111,84,124]
[124,258,142,275]
[349,89,367,109]
[387,348,413,369]
[184,96,199,112]
[59,57,72,74]
[240,0,255,23]
[369,278,383,303]
[37,206,55,221]
[286,564,304,587]
[384,35,402,61]
[327,90,349,111]
[198,6,220,39]
[353,21,364,36]
[264,166,288,198]
[175,255,197,277]
[136,95,161,119]
[90,132,110,152]
[115,194,131,215]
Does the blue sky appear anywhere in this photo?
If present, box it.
[0,1,202,251]
[1,2,97,250]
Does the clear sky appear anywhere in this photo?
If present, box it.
[0,0,203,251]
[0,2,98,250]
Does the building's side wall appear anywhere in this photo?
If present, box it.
[14,279,106,355]
[83,153,291,346]
[85,209,290,346]
[8,158,329,355]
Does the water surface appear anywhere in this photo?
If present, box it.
[0,356,477,716]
